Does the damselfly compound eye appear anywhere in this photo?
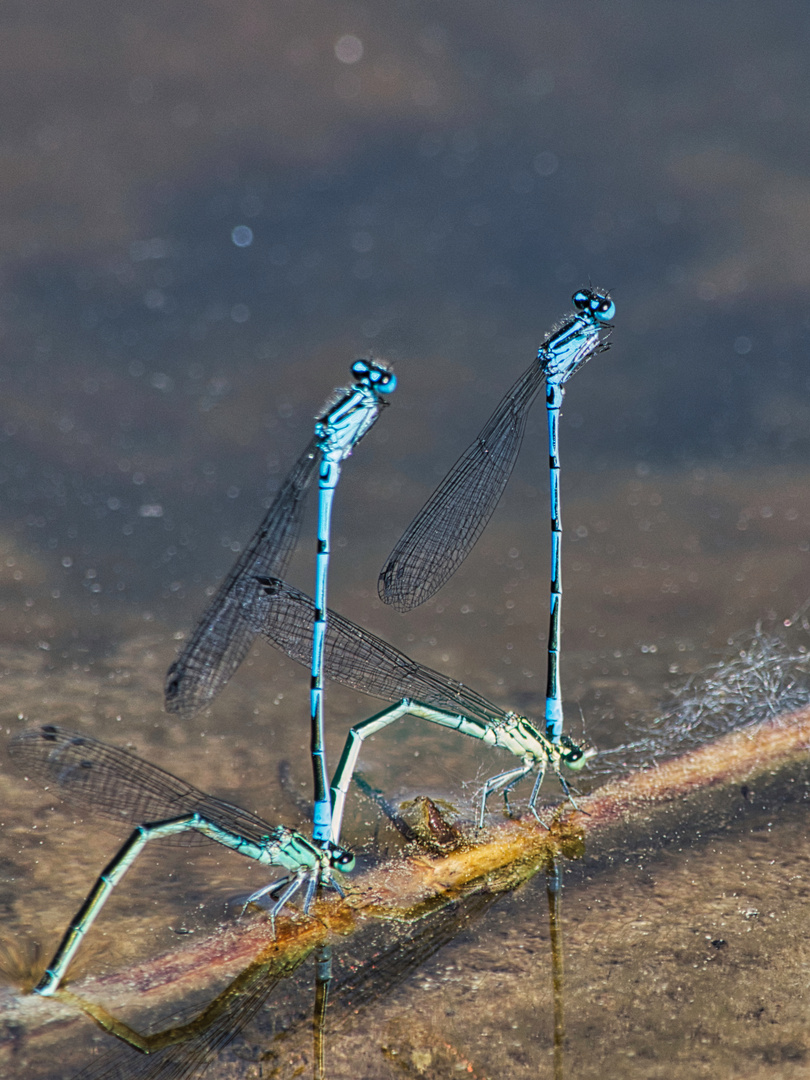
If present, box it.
[572,289,590,311]
[351,358,371,379]
[591,295,615,323]
[334,848,356,871]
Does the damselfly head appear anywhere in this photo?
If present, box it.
[330,844,356,872]
[351,357,397,394]
[558,734,596,771]
[572,289,615,325]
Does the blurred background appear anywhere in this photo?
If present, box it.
[5,4,810,1078]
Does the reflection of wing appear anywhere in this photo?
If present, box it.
[70,893,501,1080]
[379,361,545,611]
[70,949,312,1080]
[234,892,503,1068]
[164,437,318,719]
[326,891,501,1023]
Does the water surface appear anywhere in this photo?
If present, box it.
[3,3,810,1077]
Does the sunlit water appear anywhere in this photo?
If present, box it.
[3,2,810,1077]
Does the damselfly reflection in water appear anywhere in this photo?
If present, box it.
[64,890,509,1080]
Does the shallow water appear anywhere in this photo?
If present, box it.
[3,2,810,1077]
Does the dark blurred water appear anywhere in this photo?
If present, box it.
[3,3,810,1078]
